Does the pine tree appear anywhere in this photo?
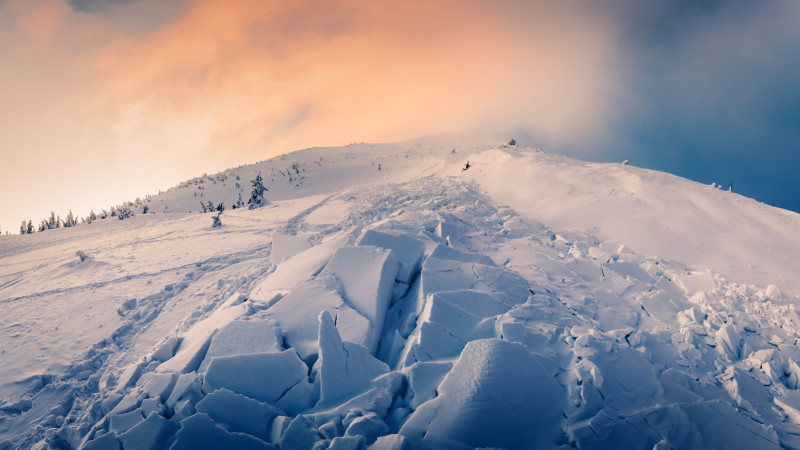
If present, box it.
[47,211,57,229]
[20,220,27,235]
[39,220,47,232]
[248,173,268,209]
[63,210,76,228]
[142,205,149,214]
[27,220,34,234]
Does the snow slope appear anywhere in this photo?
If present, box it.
[1,132,800,449]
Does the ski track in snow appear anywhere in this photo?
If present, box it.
[1,133,800,449]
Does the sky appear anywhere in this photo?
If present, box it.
[1,0,799,234]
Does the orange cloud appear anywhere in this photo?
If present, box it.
[93,0,623,162]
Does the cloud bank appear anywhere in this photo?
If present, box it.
[1,0,799,231]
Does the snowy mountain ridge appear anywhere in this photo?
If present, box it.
[2,133,800,449]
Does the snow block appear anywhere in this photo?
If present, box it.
[434,222,460,242]
[138,372,176,402]
[322,245,398,353]
[419,257,528,307]
[328,436,366,450]
[271,232,312,264]
[404,361,453,410]
[368,434,411,450]
[357,230,425,284]
[151,336,182,362]
[275,376,315,416]
[196,388,282,441]
[428,290,509,319]
[344,413,389,445]
[280,415,322,450]
[171,413,277,450]
[117,412,171,450]
[264,276,371,358]
[251,232,352,303]
[82,432,121,450]
[203,350,309,406]
[428,244,495,266]
[316,311,390,408]
[108,409,144,435]
[400,339,564,449]
[158,299,252,374]
[198,319,283,372]
[675,271,716,295]
[165,372,202,409]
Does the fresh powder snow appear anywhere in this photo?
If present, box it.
[1,132,800,449]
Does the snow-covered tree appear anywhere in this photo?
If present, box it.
[27,220,34,234]
[20,221,26,235]
[211,203,224,228]
[248,173,267,209]
[47,211,58,230]
[63,210,77,228]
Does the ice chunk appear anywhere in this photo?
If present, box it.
[196,388,282,441]
[271,232,311,264]
[428,244,495,266]
[117,412,172,450]
[316,311,390,408]
[775,390,800,424]
[419,257,528,306]
[675,271,716,295]
[603,261,655,284]
[275,376,315,416]
[344,413,389,445]
[82,432,121,450]
[151,336,182,362]
[138,372,176,402]
[171,413,276,450]
[327,435,366,450]
[404,361,453,409]
[165,372,202,409]
[418,292,482,340]
[322,245,398,353]
[400,339,564,449]
[108,409,144,434]
[280,415,321,450]
[265,276,371,358]
[434,222,459,241]
[357,230,425,284]
[115,362,144,392]
[251,232,352,303]
[427,290,509,319]
[139,398,165,417]
[716,324,741,359]
[368,434,411,450]
[198,319,283,372]
[203,350,309,405]
[158,297,252,373]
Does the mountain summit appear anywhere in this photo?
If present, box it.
[2,133,800,449]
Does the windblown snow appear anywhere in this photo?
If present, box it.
[2,133,800,449]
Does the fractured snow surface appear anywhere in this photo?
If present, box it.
[2,133,800,449]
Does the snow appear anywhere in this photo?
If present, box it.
[356,230,425,284]
[197,319,282,372]
[399,339,564,449]
[2,132,800,449]
[202,350,309,406]
[322,245,397,354]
